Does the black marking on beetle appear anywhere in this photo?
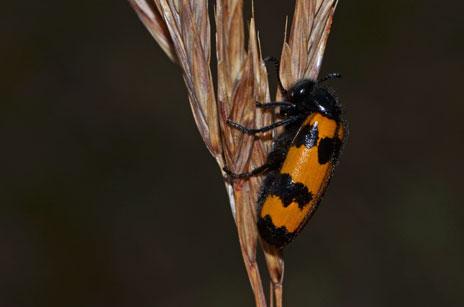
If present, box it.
[293,122,319,149]
[257,215,295,248]
[258,170,278,207]
[318,137,337,164]
[267,173,313,209]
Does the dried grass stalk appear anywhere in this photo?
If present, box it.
[128,0,338,306]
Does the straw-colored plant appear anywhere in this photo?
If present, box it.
[128,0,338,306]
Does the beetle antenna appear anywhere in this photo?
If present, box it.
[264,56,288,96]
[319,73,342,83]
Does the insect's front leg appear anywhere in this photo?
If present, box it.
[255,101,294,109]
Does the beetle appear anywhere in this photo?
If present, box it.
[224,66,347,249]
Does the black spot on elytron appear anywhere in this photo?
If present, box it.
[268,173,312,209]
[258,215,295,248]
[258,170,278,206]
[293,123,319,149]
[318,137,337,164]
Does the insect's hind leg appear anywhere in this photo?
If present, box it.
[223,164,271,180]
[223,145,286,180]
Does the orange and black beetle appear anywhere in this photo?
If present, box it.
[225,70,346,249]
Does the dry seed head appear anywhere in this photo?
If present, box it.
[128,1,339,306]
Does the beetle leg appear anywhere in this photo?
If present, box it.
[226,117,299,135]
[255,101,294,109]
[223,164,271,180]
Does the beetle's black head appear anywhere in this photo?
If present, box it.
[286,79,341,120]
[287,79,316,102]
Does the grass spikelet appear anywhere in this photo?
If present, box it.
[128,1,339,306]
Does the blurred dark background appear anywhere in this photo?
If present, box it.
[1,0,463,306]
